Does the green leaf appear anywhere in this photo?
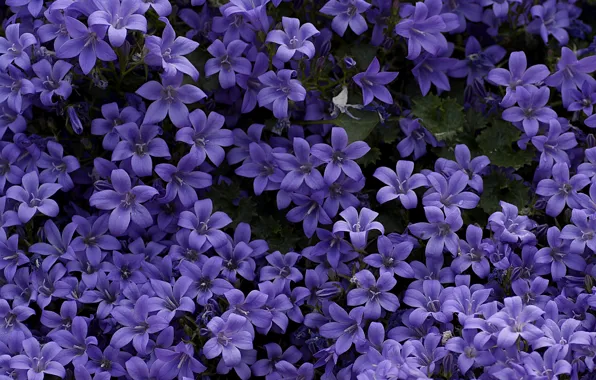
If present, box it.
[358,147,382,167]
[350,45,379,70]
[479,171,530,214]
[331,109,380,143]
[410,95,465,142]
[476,121,534,169]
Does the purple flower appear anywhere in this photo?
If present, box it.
[311,127,369,183]
[175,109,233,166]
[536,226,585,280]
[319,303,365,355]
[31,59,73,107]
[154,342,207,380]
[148,278,195,322]
[237,53,269,113]
[49,316,97,366]
[273,137,324,191]
[0,65,35,113]
[531,119,577,168]
[88,0,147,47]
[353,57,398,106]
[488,201,536,245]
[449,36,506,86]
[205,40,251,89]
[89,169,158,235]
[37,141,80,192]
[445,329,495,374]
[110,294,169,353]
[260,251,303,286]
[252,343,302,378]
[527,0,570,46]
[215,241,256,281]
[488,296,544,348]
[180,257,233,306]
[57,17,117,75]
[286,191,332,238]
[403,279,450,326]
[9,338,65,380]
[502,85,557,137]
[320,0,371,37]
[177,198,232,249]
[235,142,285,195]
[266,17,319,62]
[257,69,306,119]
[363,235,415,277]
[137,0,171,15]
[545,47,596,107]
[155,154,212,207]
[223,289,273,329]
[560,209,596,254]
[204,314,254,367]
[333,206,384,250]
[7,171,62,223]
[409,206,462,257]
[394,0,451,60]
[111,123,170,177]
[29,219,76,272]
[536,162,589,217]
[0,299,34,337]
[91,103,142,151]
[70,214,121,260]
[568,81,596,116]
[0,234,28,283]
[0,24,36,70]
[136,72,206,128]
[487,51,550,108]
[423,171,480,211]
[348,270,399,319]
[396,118,439,160]
[374,160,428,208]
[412,49,458,96]
[452,224,491,279]
[144,18,199,81]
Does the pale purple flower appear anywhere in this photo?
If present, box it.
[333,206,384,250]
[10,338,65,380]
[320,0,371,37]
[501,85,557,137]
[536,162,589,217]
[205,40,252,89]
[319,303,365,355]
[111,123,171,177]
[88,0,148,47]
[136,73,206,128]
[348,270,399,319]
[204,314,254,367]
[409,206,463,257]
[488,296,544,348]
[266,17,319,62]
[353,57,398,105]
[0,24,37,70]
[177,198,232,249]
[6,171,62,223]
[257,69,306,118]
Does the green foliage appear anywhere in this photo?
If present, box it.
[410,95,465,142]
[332,110,380,143]
[479,171,531,214]
[358,147,382,167]
[476,120,534,169]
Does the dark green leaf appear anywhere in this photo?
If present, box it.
[476,121,535,169]
[358,147,382,167]
[410,95,465,142]
[331,110,380,143]
[479,171,531,214]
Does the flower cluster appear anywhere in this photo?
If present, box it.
[1,0,596,379]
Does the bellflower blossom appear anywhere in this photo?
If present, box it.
[501,85,557,137]
[527,0,570,46]
[545,47,596,107]
[9,338,66,380]
[257,69,306,119]
[536,162,589,217]
[374,160,428,208]
[136,73,206,128]
[353,57,399,106]
[319,303,366,355]
[409,206,463,257]
[6,171,62,223]
[205,40,252,89]
[89,169,158,235]
[57,17,117,75]
[111,123,170,177]
[31,59,73,107]
[266,17,319,62]
[87,0,148,47]
[320,0,371,37]
[333,206,384,250]
[487,51,550,108]
[144,19,200,81]
[347,270,400,319]
[0,24,37,70]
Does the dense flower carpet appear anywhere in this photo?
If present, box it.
[1,0,596,379]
